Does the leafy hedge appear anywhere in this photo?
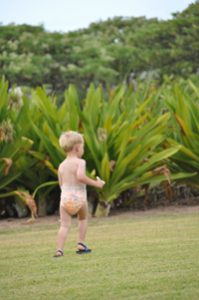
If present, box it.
[0,77,199,218]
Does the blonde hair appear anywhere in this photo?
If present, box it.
[59,131,83,152]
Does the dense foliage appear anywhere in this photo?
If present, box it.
[0,2,198,93]
[0,1,199,218]
[0,77,199,218]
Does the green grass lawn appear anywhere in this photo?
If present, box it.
[0,207,199,300]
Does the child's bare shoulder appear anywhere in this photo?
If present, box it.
[77,158,86,165]
[58,163,62,173]
[58,159,67,171]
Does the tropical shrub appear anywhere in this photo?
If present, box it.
[77,84,194,216]
[0,78,197,218]
[166,81,199,188]
[0,78,37,218]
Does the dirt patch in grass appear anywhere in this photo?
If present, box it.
[0,205,199,229]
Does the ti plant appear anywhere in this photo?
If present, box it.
[166,81,199,189]
[0,78,37,219]
[67,83,195,216]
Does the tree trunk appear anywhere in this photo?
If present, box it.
[38,193,47,217]
[94,200,111,217]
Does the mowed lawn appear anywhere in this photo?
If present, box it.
[0,207,199,300]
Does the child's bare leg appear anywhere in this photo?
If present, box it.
[77,217,91,253]
[78,218,88,243]
[55,206,71,255]
[77,202,91,253]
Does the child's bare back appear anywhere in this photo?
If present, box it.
[58,157,86,188]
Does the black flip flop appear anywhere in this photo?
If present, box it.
[76,242,92,254]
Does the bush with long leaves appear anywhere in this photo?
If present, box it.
[166,81,199,189]
[0,78,196,218]
[78,84,195,215]
[0,78,37,218]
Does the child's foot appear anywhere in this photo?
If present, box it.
[53,249,64,257]
[76,242,92,254]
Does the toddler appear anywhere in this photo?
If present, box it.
[54,131,105,257]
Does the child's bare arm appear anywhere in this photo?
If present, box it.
[77,160,105,188]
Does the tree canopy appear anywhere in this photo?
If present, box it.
[0,1,198,92]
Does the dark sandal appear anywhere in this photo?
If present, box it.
[76,242,92,254]
[53,249,64,257]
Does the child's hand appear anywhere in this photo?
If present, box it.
[96,176,105,189]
